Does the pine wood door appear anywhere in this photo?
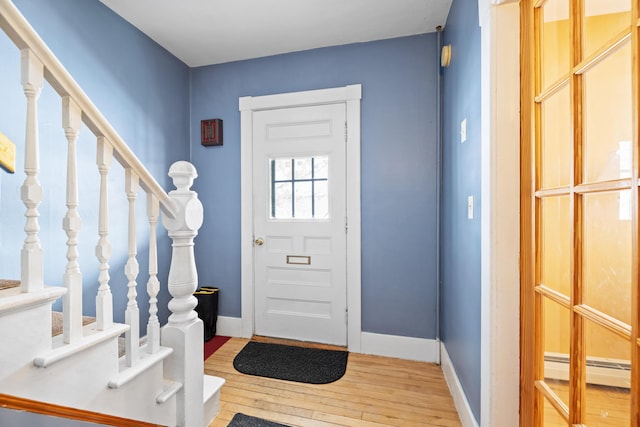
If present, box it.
[521,0,638,425]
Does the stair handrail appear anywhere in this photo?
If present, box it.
[0,0,177,219]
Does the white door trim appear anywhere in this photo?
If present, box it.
[239,84,362,352]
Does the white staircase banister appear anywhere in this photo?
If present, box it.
[0,0,177,220]
[0,3,225,424]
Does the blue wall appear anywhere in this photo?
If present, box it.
[0,0,453,346]
[0,0,190,330]
[442,0,482,422]
[0,1,486,420]
[190,35,440,338]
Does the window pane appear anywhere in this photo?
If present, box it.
[583,42,631,183]
[294,181,312,218]
[274,158,292,181]
[274,182,292,219]
[314,156,328,179]
[540,196,571,296]
[543,398,568,426]
[584,319,630,426]
[543,298,571,410]
[583,0,631,58]
[540,84,571,189]
[294,158,312,180]
[541,0,570,89]
[583,191,631,325]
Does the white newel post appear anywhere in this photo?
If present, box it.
[161,161,204,427]
[20,49,44,293]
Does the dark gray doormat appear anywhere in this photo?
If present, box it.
[227,413,289,427]
[232,341,348,384]
[227,413,288,427]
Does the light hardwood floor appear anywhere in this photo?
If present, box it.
[543,379,630,426]
[204,337,462,427]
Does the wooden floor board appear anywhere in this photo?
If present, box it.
[205,337,461,427]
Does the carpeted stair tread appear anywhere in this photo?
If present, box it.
[3,282,139,357]
[0,279,20,290]
[51,311,95,337]
[0,281,95,335]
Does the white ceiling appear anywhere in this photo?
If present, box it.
[99,0,453,67]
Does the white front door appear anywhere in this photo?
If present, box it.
[252,103,347,345]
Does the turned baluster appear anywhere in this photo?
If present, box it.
[95,137,113,331]
[20,48,44,293]
[124,168,140,366]
[146,193,160,354]
[62,96,83,344]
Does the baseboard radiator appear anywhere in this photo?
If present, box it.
[544,352,630,389]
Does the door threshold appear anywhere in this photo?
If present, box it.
[251,335,347,352]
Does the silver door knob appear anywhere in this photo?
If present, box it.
[254,237,264,246]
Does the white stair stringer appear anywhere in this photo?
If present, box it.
[157,379,183,404]
[0,285,66,379]
[204,375,225,426]
[0,288,178,426]
[34,322,128,368]
[109,344,173,389]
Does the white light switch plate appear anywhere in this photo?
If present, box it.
[461,118,467,143]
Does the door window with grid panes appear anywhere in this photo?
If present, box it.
[270,156,329,220]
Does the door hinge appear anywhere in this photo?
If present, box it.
[345,308,348,324]
[344,121,348,142]
[344,216,348,234]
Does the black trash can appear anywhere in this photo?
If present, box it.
[194,287,219,342]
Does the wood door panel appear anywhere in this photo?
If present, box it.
[522,0,637,425]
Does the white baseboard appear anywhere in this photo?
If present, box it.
[440,343,479,427]
[219,320,438,363]
[359,332,439,363]
[216,316,242,337]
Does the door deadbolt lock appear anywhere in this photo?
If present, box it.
[254,237,264,246]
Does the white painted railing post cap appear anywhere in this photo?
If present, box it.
[164,161,203,232]
[168,161,197,190]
